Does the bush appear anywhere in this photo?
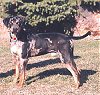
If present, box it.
[2,0,100,34]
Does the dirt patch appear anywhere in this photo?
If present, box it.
[0,18,9,47]
[74,11,100,39]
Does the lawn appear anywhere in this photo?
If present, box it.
[0,39,99,95]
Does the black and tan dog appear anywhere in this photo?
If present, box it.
[3,16,91,88]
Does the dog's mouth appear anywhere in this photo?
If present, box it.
[7,27,12,32]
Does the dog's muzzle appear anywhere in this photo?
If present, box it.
[9,24,20,33]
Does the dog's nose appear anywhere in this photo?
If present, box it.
[13,28,18,32]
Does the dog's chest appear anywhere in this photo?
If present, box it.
[10,41,23,56]
[29,40,41,56]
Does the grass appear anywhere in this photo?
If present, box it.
[0,39,99,95]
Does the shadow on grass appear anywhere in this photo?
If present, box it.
[27,58,60,70]
[80,70,97,86]
[26,68,97,86]
[27,56,81,70]
[73,55,81,59]
[26,68,72,85]
[0,58,60,78]
[0,62,97,88]
[0,56,79,78]
[0,69,15,78]
[0,55,95,87]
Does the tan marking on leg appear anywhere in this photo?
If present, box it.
[13,63,20,84]
[17,59,28,87]
[18,69,25,87]
[66,62,80,88]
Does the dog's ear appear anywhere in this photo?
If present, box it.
[16,15,25,23]
[3,17,12,27]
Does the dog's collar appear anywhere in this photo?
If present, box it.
[9,33,17,42]
[11,37,17,42]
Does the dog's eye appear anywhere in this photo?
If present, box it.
[10,18,14,22]
[11,20,13,23]
[16,22,19,24]
[8,23,12,28]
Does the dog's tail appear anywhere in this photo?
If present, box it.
[67,31,91,40]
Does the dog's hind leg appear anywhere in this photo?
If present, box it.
[58,44,80,88]
[62,58,80,88]
[66,62,80,88]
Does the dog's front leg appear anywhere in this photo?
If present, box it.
[12,54,20,84]
[18,58,28,87]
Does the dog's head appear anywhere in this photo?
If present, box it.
[3,16,26,34]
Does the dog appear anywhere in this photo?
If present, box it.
[3,16,91,88]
